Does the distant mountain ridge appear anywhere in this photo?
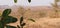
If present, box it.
[0,5,9,9]
[0,5,52,11]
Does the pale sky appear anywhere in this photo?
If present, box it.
[0,0,54,6]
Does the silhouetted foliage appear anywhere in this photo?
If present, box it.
[14,0,17,3]
[0,9,17,28]
[17,16,35,28]
[28,0,31,3]
[20,17,23,24]
[1,16,17,24]
[20,16,26,28]
[0,9,35,28]
[2,9,11,17]
[17,25,20,28]
[14,0,31,3]
[0,0,35,27]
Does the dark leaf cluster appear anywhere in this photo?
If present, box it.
[0,9,35,28]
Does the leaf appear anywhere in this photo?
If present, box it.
[0,21,4,28]
[28,19,35,22]
[14,0,17,3]
[20,23,26,26]
[2,9,11,17]
[1,16,17,24]
[28,0,31,3]
[6,25,16,28]
[17,25,20,28]
[20,16,23,24]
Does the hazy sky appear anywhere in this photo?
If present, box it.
[0,0,54,6]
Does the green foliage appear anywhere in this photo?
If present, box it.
[0,9,17,28]
[6,25,17,28]
[14,0,17,3]
[0,21,4,28]
[0,9,35,28]
[1,16,17,24]
[28,0,31,3]
[14,0,31,3]
[2,9,11,17]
